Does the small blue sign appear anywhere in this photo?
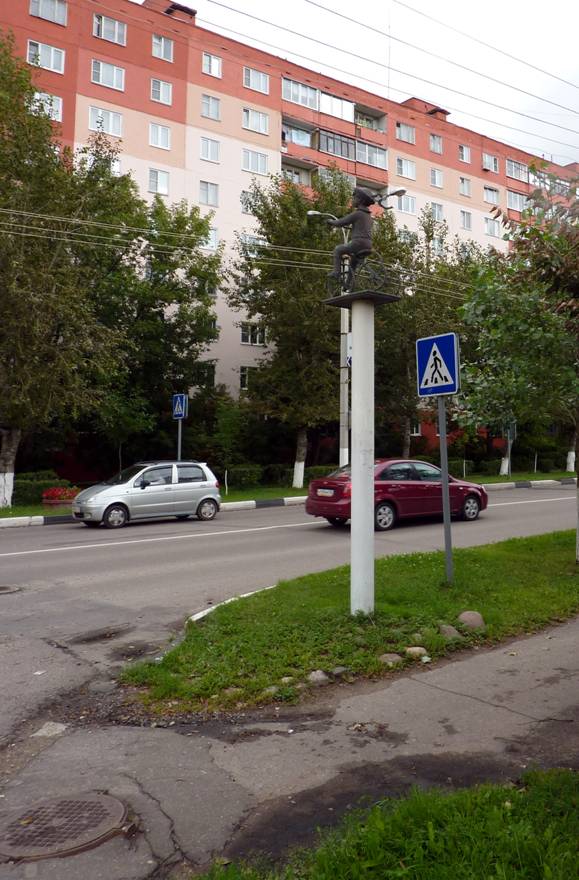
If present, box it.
[172,393,188,420]
[416,333,460,397]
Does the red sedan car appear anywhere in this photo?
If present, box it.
[305,459,488,530]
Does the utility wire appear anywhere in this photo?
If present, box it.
[305,0,579,116]
[205,1,579,137]
[391,0,579,92]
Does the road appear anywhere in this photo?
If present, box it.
[0,486,575,741]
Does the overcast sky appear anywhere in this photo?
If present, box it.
[136,0,579,166]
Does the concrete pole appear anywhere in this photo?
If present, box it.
[177,419,182,462]
[339,307,349,467]
[350,299,375,615]
[437,395,453,584]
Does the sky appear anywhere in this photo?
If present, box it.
[135,0,579,167]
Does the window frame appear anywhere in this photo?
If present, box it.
[356,140,387,169]
[152,33,174,62]
[243,66,269,94]
[200,136,220,163]
[202,52,222,78]
[396,157,416,180]
[460,209,472,230]
[242,148,268,175]
[397,193,416,214]
[151,78,172,106]
[281,77,318,110]
[199,180,219,207]
[93,13,126,46]
[148,168,169,196]
[430,202,443,221]
[201,94,221,121]
[91,59,125,92]
[242,107,269,135]
[485,216,500,237]
[149,122,171,150]
[27,40,65,74]
[33,91,63,122]
[507,190,528,212]
[429,133,443,154]
[395,121,416,144]
[482,152,499,173]
[458,144,471,163]
[430,167,443,188]
[484,185,499,205]
[241,322,266,346]
[89,105,122,137]
[459,176,471,197]
[29,0,67,26]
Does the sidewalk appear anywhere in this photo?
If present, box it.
[1,616,578,878]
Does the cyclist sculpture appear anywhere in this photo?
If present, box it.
[327,186,375,285]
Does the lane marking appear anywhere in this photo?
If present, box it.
[489,496,574,508]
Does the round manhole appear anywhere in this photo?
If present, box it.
[0,586,21,595]
[0,793,128,862]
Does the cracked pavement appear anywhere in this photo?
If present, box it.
[0,617,578,879]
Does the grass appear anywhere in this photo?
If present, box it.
[122,530,579,713]
[469,470,574,484]
[199,769,579,879]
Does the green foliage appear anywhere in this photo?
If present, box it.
[225,465,264,488]
[15,470,58,482]
[13,479,69,505]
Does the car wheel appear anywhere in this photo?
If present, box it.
[375,501,396,531]
[326,517,348,527]
[103,504,129,529]
[197,498,218,521]
[175,515,190,520]
[462,495,481,521]
[82,521,100,528]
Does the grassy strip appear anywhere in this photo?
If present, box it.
[200,769,579,879]
[470,470,574,484]
[123,531,579,712]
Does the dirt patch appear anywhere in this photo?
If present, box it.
[67,623,134,645]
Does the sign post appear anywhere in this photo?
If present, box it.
[416,333,460,584]
[172,393,188,461]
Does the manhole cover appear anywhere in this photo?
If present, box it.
[0,793,127,862]
[0,586,21,595]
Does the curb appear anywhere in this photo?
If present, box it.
[0,480,574,529]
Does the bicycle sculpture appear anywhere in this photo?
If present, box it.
[308,186,405,297]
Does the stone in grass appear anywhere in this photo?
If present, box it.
[439,624,464,641]
[405,646,428,659]
[458,611,486,631]
[308,670,331,687]
[379,653,403,667]
[280,676,294,685]
[331,666,351,677]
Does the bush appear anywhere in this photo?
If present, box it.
[13,479,70,505]
[412,454,436,464]
[448,459,474,478]
[304,465,338,481]
[224,465,264,488]
[476,460,502,476]
[538,457,555,473]
[262,464,293,486]
[16,469,58,482]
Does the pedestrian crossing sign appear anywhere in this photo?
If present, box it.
[416,333,460,397]
[172,393,188,420]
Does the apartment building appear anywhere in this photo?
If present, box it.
[4,0,577,393]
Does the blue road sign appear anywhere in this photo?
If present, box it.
[416,333,460,397]
[172,393,188,420]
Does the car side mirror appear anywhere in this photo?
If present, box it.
[140,479,149,489]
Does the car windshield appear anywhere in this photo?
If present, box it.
[103,465,145,485]
[326,465,351,478]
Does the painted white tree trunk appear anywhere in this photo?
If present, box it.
[499,455,510,476]
[292,427,307,489]
[0,428,22,507]
[567,450,576,473]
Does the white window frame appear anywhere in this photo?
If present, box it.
[460,210,472,230]
[30,0,67,26]
[410,421,421,437]
[91,59,125,91]
[200,137,220,163]
[507,191,528,212]
[243,66,269,94]
[483,152,499,172]
[429,133,442,154]
[151,78,172,105]
[242,148,268,175]
[240,365,256,391]
[33,91,63,122]
[430,168,443,188]
[319,92,355,122]
[93,13,126,46]
[202,227,218,250]
[396,122,415,144]
[202,52,222,78]
[89,105,122,137]
[396,157,416,180]
[431,202,443,221]
[485,217,500,237]
[27,40,65,74]
[241,322,266,346]
[199,180,219,207]
[459,144,471,163]
[149,122,171,150]
[152,34,173,62]
[242,108,269,135]
[506,159,529,182]
[459,176,471,196]
[397,194,416,214]
[148,168,169,196]
[484,186,499,205]
[281,77,318,110]
[282,124,311,148]
[356,141,387,169]
[201,94,220,121]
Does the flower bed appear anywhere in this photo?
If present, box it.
[41,486,79,505]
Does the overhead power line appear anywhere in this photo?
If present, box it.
[391,0,579,92]
[205,1,579,137]
[305,0,579,117]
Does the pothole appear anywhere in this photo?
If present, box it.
[68,624,134,645]
[0,792,129,862]
[0,586,22,595]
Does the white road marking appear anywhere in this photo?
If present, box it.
[489,496,574,507]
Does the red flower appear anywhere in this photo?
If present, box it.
[42,486,79,501]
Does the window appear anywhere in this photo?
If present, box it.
[484,186,499,205]
[202,227,218,250]
[202,52,222,78]
[242,148,268,175]
[507,191,528,212]
[89,105,122,136]
[151,78,172,105]
[459,176,471,196]
[319,131,355,160]
[93,14,126,45]
[282,77,318,109]
[460,210,472,230]
[379,463,415,481]
[432,237,444,256]
[282,124,311,147]
[356,141,387,169]
[240,233,266,255]
[458,144,471,163]
[33,91,63,122]
[91,59,125,91]
[241,322,266,345]
[431,202,443,221]
[485,217,500,237]
[140,465,173,486]
[506,159,529,182]
[149,123,171,150]
[551,177,570,196]
[482,152,499,172]
[148,168,169,195]
[396,157,416,179]
[152,34,173,62]
[177,464,205,483]
[201,94,220,120]
[413,462,442,482]
[429,133,442,154]
[240,190,252,214]
[397,194,416,214]
[430,168,443,188]
[355,111,385,132]
[30,0,66,25]
[319,92,355,122]
[27,41,64,74]
[201,137,220,162]
[410,421,421,437]
[396,122,415,143]
[244,66,269,94]
[240,365,256,391]
[200,180,219,206]
[242,108,269,134]
[283,166,310,185]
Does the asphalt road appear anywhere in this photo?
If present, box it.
[0,486,576,741]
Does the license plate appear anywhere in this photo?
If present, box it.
[317,488,334,497]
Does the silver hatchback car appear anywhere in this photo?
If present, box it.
[72,461,221,529]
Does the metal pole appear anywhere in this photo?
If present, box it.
[177,419,182,462]
[339,307,349,466]
[350,299,375,614]
[437,395,453,584]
